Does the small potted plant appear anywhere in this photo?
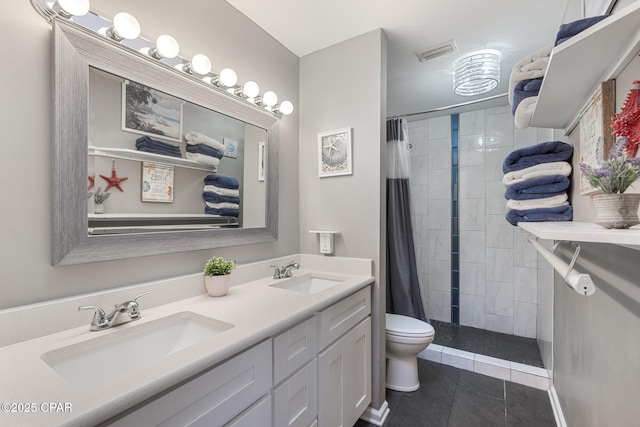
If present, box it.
[89,187,110,214]
[203,256,236,296]
[580,137,640,228]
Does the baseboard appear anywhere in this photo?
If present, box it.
[360,400,390,426]
[549,384,567,427]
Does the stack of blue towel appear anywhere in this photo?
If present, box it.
[203,174,240,217]
[184,131,226,167]
[502,141,574,225]
[554,15,609,46]
[135,136,182,158]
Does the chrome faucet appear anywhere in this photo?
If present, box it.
[270,261,300,279]
[78,292,150,331]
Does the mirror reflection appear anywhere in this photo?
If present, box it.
[87,67,267,235]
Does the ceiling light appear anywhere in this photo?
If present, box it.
[273,100,293,116]
[148,35,180,59]
[204,68,238,88]
[453,52,501,96]
[103,12,141,41]
[255,90,278,107]
[235,81,260,98]
[182,54,212,75]
[53,0,90,18]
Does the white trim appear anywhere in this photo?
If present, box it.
[549,384,568,427]
[359,400,390,426]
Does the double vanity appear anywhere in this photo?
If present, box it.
[0,255,373,427]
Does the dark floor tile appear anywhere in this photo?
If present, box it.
[406,360,460,407]
[386,402,450,427]
[505,381,555,427]
[457,369,505,400]
[447,384,506,427]
[353,419,377,427]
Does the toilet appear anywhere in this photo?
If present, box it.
[385,313,435,392]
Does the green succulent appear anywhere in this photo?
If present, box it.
[91,187,111,204]
[204,256,236,276]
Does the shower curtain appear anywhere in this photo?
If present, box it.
[386,117,427,321]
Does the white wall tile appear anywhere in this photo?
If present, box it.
[459,166,486,199]
[460,110,485,135]
[428,137,452,170]
[513,228,538,268]
[513,127,538,149]
[486,106,514,148]
[485,181,508,215]
[428,289,451,322]
[411,155,429,186]
[427,199,451,230]
[459,198,485,231]
[428,230,451,261]
[428,115,452,139]
[514,267,537,303]
[474,354,511,380]
[428,259,451,292]
[485,313,514,334]
[411,184,429,215]
[418,344,443,363]
[486,281,514,317]
[486,248,514,282]
[510,369,550,390]
[427,169,451,200]
[486,214,514,249]
[537,267,554,307]
[514,301,537,338]
[408,124,429,156]
[460,231,486,263]
[459,134,486,167]
[442,347,475,371]
[460,293,486,329]
[485,146,512,182]
[460,262,486,296]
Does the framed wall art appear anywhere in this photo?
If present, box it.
[317,127,352,178]
[141,162,174,203]
[122,80,183,143]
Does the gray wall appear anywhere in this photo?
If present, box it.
[299,29,387,411]
[554,54,640,426]
[0,0,299,309]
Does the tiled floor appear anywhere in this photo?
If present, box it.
[355,359,556,427]
[430,321,544,368]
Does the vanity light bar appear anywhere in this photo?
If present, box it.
[32,0,294,118]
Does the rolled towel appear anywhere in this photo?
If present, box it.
[205,201,240,210]
[508,46,552,105]
[503,161,572,186]
[503,141,573,173]
[186,144,224,159]
[203,184,240,198]
[512,78,543,116]
[205,206,240,217]
[506,193,569,210]
[202,191,240,205]
[184,131,225,152]
[506,205,573,226]
[555,15,609,46]
[204,174,239,189]
[514,97,538,130]
[505,175,570,200]
[186,152,221,166]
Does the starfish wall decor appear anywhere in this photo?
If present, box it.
[100,158,128,192]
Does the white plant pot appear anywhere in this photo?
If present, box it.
[592,193,640,229]
[95,203,104,214]
[205,274,231,297]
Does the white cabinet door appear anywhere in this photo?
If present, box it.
[273,316,317,385]
[225,395,272,427]
[273,358,318,427]
[317,317,371,427]
[317,287,371,351]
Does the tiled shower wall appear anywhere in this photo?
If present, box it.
[407,105,555,341]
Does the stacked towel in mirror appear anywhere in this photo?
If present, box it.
[184,131,226,166]
[502,141,573,225]
[508,46,551,129]
[554,15,609,46]
[202,174,240,217]
[135,136,182,158]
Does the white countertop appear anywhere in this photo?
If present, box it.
[0,268,373,427]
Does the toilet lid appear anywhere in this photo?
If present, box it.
[386,313,434,337]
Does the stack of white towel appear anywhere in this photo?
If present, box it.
[508,46,552,129]
[184,131,225,167]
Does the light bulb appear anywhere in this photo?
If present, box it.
[262,91,278,107]
[278,101,294,116]
[218,68,238,88]
[105,12,141,41]
[150,35,180,59]
[186,54,212,75]
[242,81,260,98]
[54,0,90,17]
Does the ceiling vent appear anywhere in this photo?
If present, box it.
[416,39,458,62]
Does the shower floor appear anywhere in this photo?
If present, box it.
[430,320,544,368]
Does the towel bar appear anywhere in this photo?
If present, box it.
[527,234,596,296]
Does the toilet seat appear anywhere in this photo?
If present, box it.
[386,313,434,338]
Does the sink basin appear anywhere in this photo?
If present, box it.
[269,273,345,294]
[40,312,234,388]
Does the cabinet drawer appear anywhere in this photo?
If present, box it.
[273,358,318,427]
[317,286,370,350]
[107,340,272,427]
[273,316,317,385]
[225,395,271,427]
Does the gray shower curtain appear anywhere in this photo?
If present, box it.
[386,118,427,321]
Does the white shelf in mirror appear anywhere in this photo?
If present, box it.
[89,146,218,172]
[518,221,640,249]
[529,1,640,131]
[88,213,231,219]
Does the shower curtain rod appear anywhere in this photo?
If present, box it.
[388,92,508,119]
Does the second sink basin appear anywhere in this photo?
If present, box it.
[269,273,346,294]
[40,311,234,388]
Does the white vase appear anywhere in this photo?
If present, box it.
[205,274,232,297]
[95,203,104,214]
[592,193,640,229]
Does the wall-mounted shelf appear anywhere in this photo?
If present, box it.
[530,1,640,131]
[88,213,238,235]
[518,221,640,248]
[89,146,217,172]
